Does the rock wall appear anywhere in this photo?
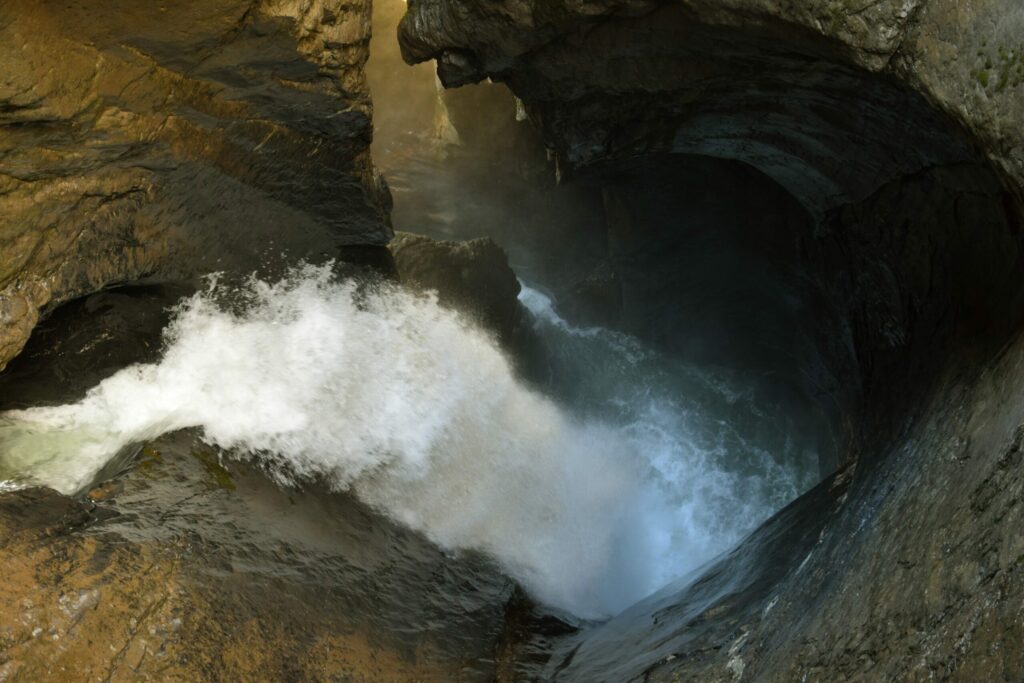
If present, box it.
[0,0,392,371]
[398,0,1024,204]
[535,298,1024,682]
[397,0,1024,446]
[390,232,525,344]
[367,0,609,300]
[0,458,511,681]
[397,1,1024,680]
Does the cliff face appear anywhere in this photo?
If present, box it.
[398,0,1024,416]
[0,0,391,370]
[399,0,1024,452]
[398,0,1024,203]
[0,450,512,681]
[397,1,1024,680]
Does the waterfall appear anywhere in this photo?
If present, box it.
[0,265,812,618]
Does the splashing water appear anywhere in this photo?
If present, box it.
[0,265,813,618]
[517,284,817,580]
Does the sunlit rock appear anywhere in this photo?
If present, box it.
[0,0,391,371]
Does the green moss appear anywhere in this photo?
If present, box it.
[821,2,849,35]
[191,446,236,491]
[136,444,164,478]
[977,43,1024,92]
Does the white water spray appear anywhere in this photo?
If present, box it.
[0,265,809,618]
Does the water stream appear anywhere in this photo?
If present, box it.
[0,265,816,620]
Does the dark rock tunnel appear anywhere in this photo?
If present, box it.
[393,1,1024,677]
[397,0,1024,478]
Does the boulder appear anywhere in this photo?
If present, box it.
[389,231,525,346]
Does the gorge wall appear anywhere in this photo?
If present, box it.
[398,0,1024,195]
[398,0,1024,434]
[0,0,392,371]
[397,0,1024,680]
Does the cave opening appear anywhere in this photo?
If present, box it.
[374,0,1024,632]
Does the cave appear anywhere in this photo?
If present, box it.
[385,2,1024,677]
[1,0,1024,680]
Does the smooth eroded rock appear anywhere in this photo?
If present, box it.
[389,231,525,345]
[0,0,393,371]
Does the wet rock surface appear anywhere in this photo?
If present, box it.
[398,0,1024,204]
[397,0,1024,680]
[0,445,517,682]
[0,0,392,371]
[0,288,527,679]
[390,231,525,346]
[542,332,1024,682]
[0,284,189,410]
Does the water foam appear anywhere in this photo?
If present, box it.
[0,266,811,618]
[516,285,814,592]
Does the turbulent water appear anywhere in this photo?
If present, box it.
[0,265,814,619]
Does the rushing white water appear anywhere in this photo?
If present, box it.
[517,284,816,583]
[0,265,812,618]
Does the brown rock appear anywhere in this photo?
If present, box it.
[0,430,523,681]
[0,0,393,371]
[389,231,525,345]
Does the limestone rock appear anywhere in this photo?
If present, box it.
[0,0,392,371]
[0,433,519,681]
[0,484,499,681]
[394,2,1024,680]
[389,231,525,345]
[397,0,1024,212]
